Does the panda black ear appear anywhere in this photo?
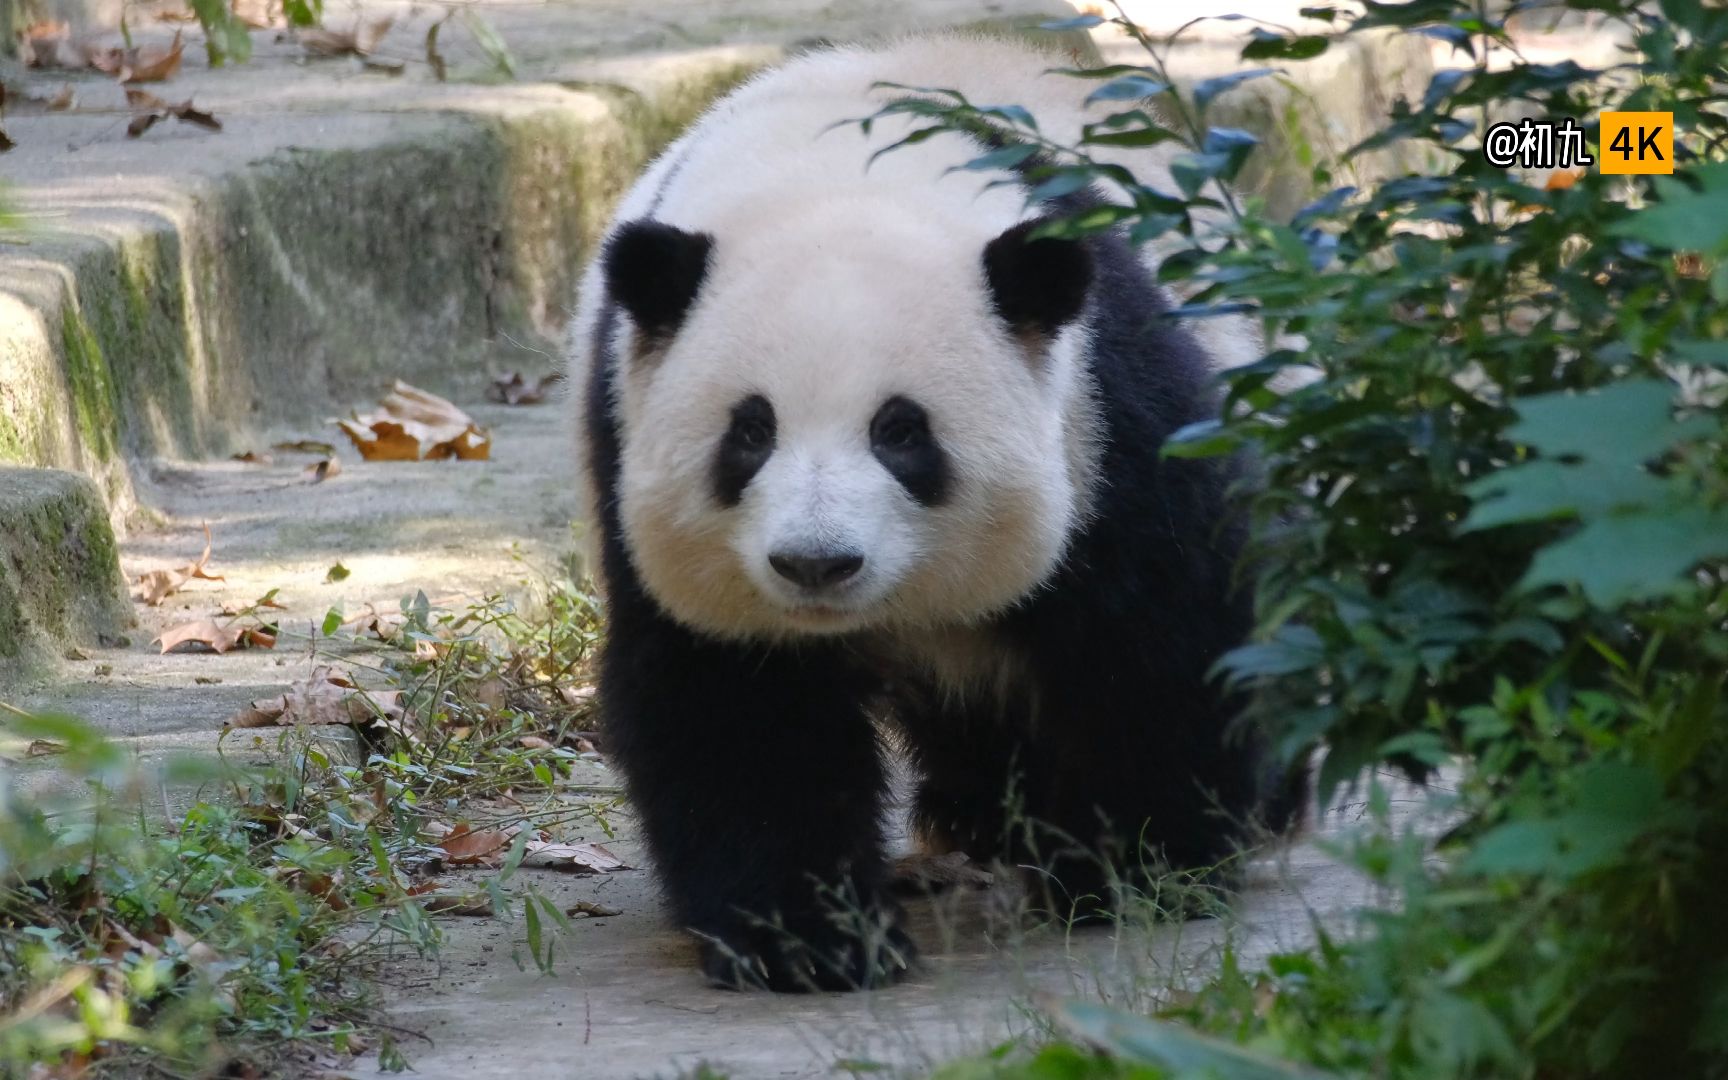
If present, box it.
[982,219,1094,338]
[603,220,715,344]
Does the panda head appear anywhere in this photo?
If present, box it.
[601,206,1097,642]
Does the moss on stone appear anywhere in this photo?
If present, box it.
[0,467,130,671]
[58,305,120,465]
[0,412,26,463]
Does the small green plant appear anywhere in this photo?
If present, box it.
[190,0,254,66]
[867,0,1728,1076]
[1,569,612,1074]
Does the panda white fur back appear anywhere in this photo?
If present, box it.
[569,34,1292,994]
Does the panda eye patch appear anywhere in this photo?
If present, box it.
[713,394,776,506]
[870,396,949,507]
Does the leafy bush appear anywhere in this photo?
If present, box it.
[873,1,1728,1076]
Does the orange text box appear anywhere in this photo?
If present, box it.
[1599,112,1675,174]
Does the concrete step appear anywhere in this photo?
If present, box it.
[0,466,133,676]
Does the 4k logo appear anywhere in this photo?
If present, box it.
[1600,112,1674,174]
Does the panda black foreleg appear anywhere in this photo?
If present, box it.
[900,695,1027,864]
[598,603,914,992]
[1009,665,1267,921]
[901,664,1264,921]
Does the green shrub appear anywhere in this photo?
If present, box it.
[871,1,1728,1076]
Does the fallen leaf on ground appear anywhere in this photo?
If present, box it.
[566,900,622,918]
[26,739,68,757]
[324,562,350,584]
[422,894,493,916]
[125,85,220,138]
[337,380,490,462]
[156,619,276,654]
[298,16,393,57]
[306,457,342,483]
[559,684,597,707]
[224,665,405,728]
[341,604,404,641]
[522,838,628,873]
[425,14,449,81]
[38,84,75,110]
[486,370,565,406]
[438,823,514,866]
[518,735,553,750]
[133,523,224,605]
[274,439,337,456]
[168,926,224,971]
[113,31,185,82]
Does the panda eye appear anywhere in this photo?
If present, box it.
[734,419,772,449]
[877,420,922,450]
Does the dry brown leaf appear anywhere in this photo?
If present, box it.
[336,418,420,461]
[225,666,404,728]
[1544,167,1586,191]
[127,111,163,138]
[340,604,404,641]
[425,15,449,81]
[275,439,337,455]
[425,425,490,461]
[299,873,349,911]
[566,900,622,918]
[169,925,222,968]
[559,684,597,707]
[299,16,393,57]
[517,735,553,750]
[336,381,491,462]
[133,523,224,605]
[470,676,507,715]
[521,839,627,873]
[422,894,493,916]
[125,84,220,138]
[45,84,75,110]
[118,31,185,82]
[486,370,564,406]
[439,823,513,866]
[155,619,274,654]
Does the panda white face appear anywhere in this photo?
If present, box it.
[602,208,1098,643]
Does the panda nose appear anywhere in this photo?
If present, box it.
[769,551,865,590]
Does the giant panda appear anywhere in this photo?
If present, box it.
[569,34,1287,993]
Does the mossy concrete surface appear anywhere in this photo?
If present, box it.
[0,466,133,678]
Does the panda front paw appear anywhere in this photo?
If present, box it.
[696,903,918,993]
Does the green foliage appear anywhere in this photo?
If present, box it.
[1,572,610,1074]
[869,0,1728,1076]
[190,0,254,66]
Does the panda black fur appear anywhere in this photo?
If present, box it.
[571,35,1286,993]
